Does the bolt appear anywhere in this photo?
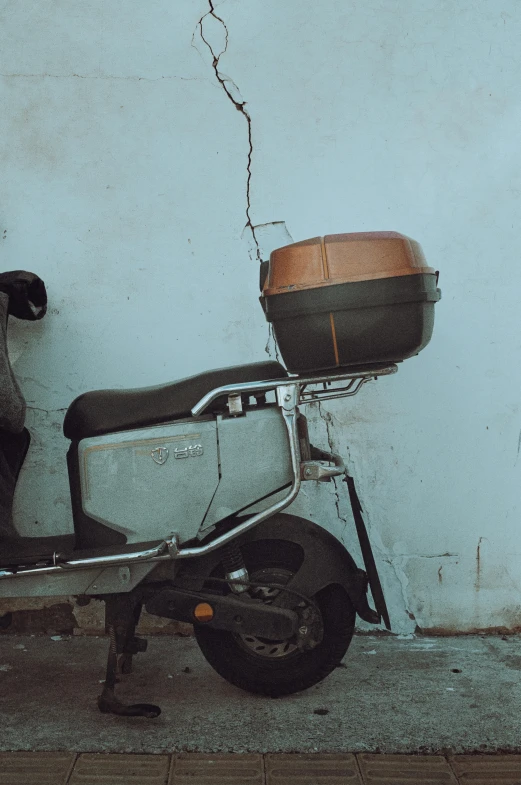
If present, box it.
[284,393,291,401]
[304,468,312,477]
[299,625,308,636]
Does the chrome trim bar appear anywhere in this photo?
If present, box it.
[59,540,173,569]
[0,540,175,581]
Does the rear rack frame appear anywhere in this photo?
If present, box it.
[190,362,398,417]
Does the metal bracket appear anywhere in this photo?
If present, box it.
[227,393,244,416]
[166,535,180,558]
[301,445,346,481]
[300,461,345,481]
[276,383,299,412]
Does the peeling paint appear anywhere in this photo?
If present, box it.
[253,221,294,262]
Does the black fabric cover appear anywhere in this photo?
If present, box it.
[0,271,48,432]
[64,361,288,441]
[0,270,47,321]
[0,270,47,539]
[0,427,30,539]
[0,293,26,434]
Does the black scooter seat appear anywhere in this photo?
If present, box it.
[63,361,287,441]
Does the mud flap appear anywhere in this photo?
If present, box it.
[344,473,391,630]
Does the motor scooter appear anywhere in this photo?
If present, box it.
[0,236,439,718]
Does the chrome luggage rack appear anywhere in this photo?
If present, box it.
[0,363,397,580]
[191,362,398,417]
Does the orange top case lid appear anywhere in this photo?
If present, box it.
[263,232,434,296]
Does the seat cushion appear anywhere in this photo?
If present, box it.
[63,361,287,441]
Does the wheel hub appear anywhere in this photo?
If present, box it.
[235,567,303,659]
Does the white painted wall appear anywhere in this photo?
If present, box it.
[1,0,520,633]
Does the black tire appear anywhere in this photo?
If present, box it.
[194,539,356,697]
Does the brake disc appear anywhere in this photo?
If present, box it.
[235,567,305,659]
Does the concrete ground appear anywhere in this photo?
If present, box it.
[0,633,519,754]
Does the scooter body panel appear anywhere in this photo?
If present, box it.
[78,419,219,543]
[76,406,293,546]
[202,407,293,529]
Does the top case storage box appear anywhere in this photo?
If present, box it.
[260,232,441,374]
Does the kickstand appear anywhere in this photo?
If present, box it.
[98,595,161,718]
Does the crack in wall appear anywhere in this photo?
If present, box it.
[194,9,294,359]
[396,563,414,618]
[195,1,260,260]
[314,402,415,628]
[254,220,293,360]
[316,403,346,525]
[407,552,459,559]
[0,72,200,82]
[264,325,280,362]
[26,406,67,414]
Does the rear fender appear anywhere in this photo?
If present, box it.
[173,514,381,626]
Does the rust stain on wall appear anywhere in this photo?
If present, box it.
[475,536,484,591]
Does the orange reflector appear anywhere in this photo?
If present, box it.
[193,602,214,623]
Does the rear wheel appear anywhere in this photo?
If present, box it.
[194,540,356,697]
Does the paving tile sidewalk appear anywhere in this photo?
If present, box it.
[1,752,521,784]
